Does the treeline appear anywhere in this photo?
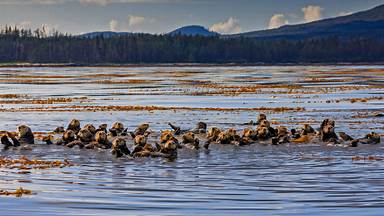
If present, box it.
[0,26,383,63]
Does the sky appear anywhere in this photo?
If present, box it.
[0,0,383,35]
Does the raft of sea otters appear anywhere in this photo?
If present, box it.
[0,114,381,159]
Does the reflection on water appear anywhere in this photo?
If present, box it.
[0,65,383,215]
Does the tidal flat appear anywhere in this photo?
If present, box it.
[0,65,383,216]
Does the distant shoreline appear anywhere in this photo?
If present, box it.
[1,62,384,68]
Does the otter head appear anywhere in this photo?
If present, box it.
[139,123,150,131]
[164,139,178,151]
[111,122,124,132]
[196,122,207,133]
[366,132,381,144]
[95,131,108,144]
[182,132,195,144]
[217,131,231,144]
[302,124,315,134]
[134,135,148,146]
[257,127,269,139]
[258,119,271,128]
[63,130,76,143]
[83,124,96,135]
[18,125,33,138]
[160,130,174,143]
[277,126,288,136]
[258,114,267,122]
[207,127,222,139]
[242,128,257,140]
[77,128,93,143]
[67,119,81,133]
[111,138,130,158]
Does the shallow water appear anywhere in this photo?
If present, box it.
[0,65,383,215]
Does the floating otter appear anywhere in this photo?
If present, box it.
[85,131,111,149]
[301,124,315,135]
[339,132,354,142]
[134,123,150,136]
[18,125,34,144]
[83,124,96,135]
[359,132,381,144]
[53,127,65,134]
[182,131,199,150]
[56,130,76,145]
[109,122,126,137]
[319,119,338,143]
[242,128,258,141]
[1,132,20,149]
[216,128,240,145]
[272,126,290,145]
[77,128,93,143]
[111,138,130,158]
[96,124,108,133]
[67,119,81,134]
[192,122,207,134]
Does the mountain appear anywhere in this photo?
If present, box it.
[80,31,133,38]
[168,25,219,37]
[230,4,384,39]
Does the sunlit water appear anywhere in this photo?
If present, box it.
[0,65,383,215]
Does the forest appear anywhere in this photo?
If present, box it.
[0,26,383,64]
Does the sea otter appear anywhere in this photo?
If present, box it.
[242,128,258,141]
[67,119,81,134]
[109,121,127,137]
[111,138,130,158]
[134,123,150,136]
[272,126,290,145]
[53,127,65,134]
[182,131,200,150]
[77,128,93,143]
[96,124,108,133]
[56,130,76,145]
[83,124,96,135]
[18,125,34,144]
[319,119,338,143]
[85,131,111,149]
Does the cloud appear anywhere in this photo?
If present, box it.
[209,17,241,34]
[302,5,323,22]
[268,14,289,29]
[109,19,119,31]
[128,15,145,27]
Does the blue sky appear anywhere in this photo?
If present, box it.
[0,0,383,34]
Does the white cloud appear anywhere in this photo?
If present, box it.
[268,14,289,29]
[209,17,241,34]
[302,5,323,22]
[109,19,119,31]
[128,15,145,27]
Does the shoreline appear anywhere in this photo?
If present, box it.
[1,62,384,68]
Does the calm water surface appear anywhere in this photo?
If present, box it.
[0,65,383,215]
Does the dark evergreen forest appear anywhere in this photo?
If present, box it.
[0,26,383,64]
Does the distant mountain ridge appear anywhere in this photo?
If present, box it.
[80,31,133,38]
[167,25,219,37]
[229,4,384,39]
[79,4,384,40]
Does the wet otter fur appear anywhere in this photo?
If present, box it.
[53,127,65,134]
[56,130,76,145]
[339,132,354,142]
[109,122,127,137]
[359,132,381,144]
[111,138,130,158]
[96,124,108,133]
[216,128,240,145]
[205,127,222,148]
[67,119,81,134]
[83,124,96,135]
[272,126,290,145]
[85,131,111,149]
[319,119,338,143]
[134,123,150,136]
[182,131,200,150]
[1,131,20,149]
[18,125,35,144]
[77,128,93,143]
[242,128,258,141]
